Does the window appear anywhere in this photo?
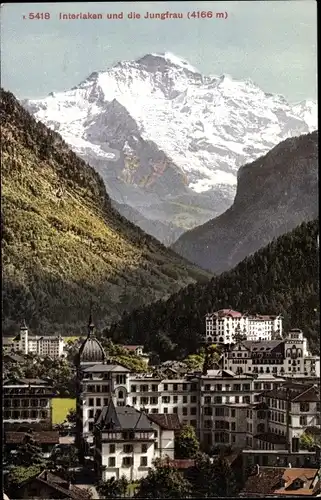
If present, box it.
[163,384,168,391]
[231,422,235,431]
[173,407,178,414]
[89,409,94,418]
[96,398,101,406]
[123,457,133,467]
[110,444,115,453]
[123,444,133,453]
[116,375,126,385]
[183,408,188,416]
[183,396,187,404]
[205,384,211,391]
[191,395,197,403]
[152,385,158,392]
[141,444,148,453]
[300,416,307,426]
[118,391,124,399]
[190,407,197,415]
[131,385,137,392]
[89,422,94,432]
[162,396,170,404]
[108,456,115,467]
[140,457,148,466]
[231,410,235,418]
[173,384,178,391]
[173,396,178,403]
[190,420,197,427]
[204,407,212,416]
[164,407,168,414]
[89,398,94,406]
[132,397,137,405]
[205,396,211,404]
[141,385,148,393]
[300,403,309,412]
[103,398,109,406]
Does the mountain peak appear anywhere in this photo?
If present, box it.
[135,52,200,74]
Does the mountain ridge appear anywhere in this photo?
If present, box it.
[22,52,317,244]
[172,130,318,273]
[1,88,211,335]
[108,218,319,359]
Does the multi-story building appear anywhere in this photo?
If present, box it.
[221,329,319,377]
[199,370,286,450]
[75,317,320,479]
[205,310,282,344]
[93,401,180,481]
[253,381,321,453]
[3,321,66,358]
[3,377,54,430]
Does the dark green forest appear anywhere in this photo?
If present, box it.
[107,219,320,359]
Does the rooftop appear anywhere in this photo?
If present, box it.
[147,413,181,430]
[5,431,59,445]
[82,363,130,373]
[254,432,287,445]
[25,470,91,500]
[95,402,153,432]
[263,384,320,403]
[241,467,320,497]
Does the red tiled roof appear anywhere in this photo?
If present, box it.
[241,467,286,496]
[5,431,59,444]
[147,413,181,430]
[216,309,243,318]
[28,471,91,500]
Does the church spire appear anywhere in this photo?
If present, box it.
[20,319,28,331]
[88,301,95,337]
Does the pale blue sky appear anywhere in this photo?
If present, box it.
[1,1,317,102]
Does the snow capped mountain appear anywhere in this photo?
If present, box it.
[22,52,317,244]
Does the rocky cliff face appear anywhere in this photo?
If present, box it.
[171,131,318,273]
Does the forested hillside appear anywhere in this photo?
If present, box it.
[172,131,318,274]
[107,219,319,359]
[1,89,210,336]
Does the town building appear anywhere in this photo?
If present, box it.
[3,321,66,358]
[4,430,60,459]
[8,470,91,500]
[74,316,320,479]
[3,378,54,430]
[93,401,180,481]
[240,466,321,497]
[122,345,150,364]
[221,329,320,377]
[205,309,283,344]
[253,381,321,453]
[198,370,287,450]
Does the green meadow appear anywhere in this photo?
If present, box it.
[52,397,76,424]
